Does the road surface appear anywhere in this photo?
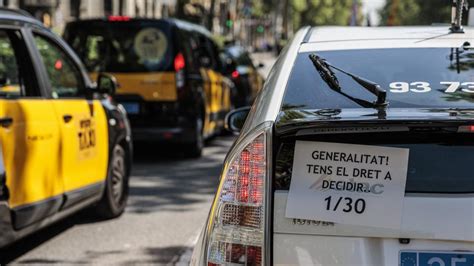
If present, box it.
[0,52,276,264]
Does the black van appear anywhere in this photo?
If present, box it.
[64,17,233,157]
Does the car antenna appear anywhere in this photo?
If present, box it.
[450,0,468,33]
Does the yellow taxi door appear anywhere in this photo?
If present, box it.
[200,67,217,136]
[208,69,230,129]
[197,35,231,136]
[32,33,108,196]
[0,29,63,229]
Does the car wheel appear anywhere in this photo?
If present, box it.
[185,117,204,158]
[94,145,129,219]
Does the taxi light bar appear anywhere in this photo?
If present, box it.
[207,132,266,265]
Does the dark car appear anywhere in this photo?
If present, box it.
[0,9,132,248]
[221,45,264,107]
[64,17,234,157]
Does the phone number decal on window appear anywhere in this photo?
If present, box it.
[389,81,474,93]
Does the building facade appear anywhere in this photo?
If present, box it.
[0,0,176,33]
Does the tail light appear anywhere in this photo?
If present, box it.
[174,53,186,88]
[458,125,474,132]
[206,124,271,265]
[231,70,240,79]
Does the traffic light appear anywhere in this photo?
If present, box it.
[226,11,233,28]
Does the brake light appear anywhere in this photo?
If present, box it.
[458,125,474,132]
[231,70,240,79]
[108,15,130,21]
[206,128,268,265]
[54,59,62,70]
[174,53,186,89]
[174,53,185,72]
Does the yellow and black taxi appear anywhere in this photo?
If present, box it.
[64,17,233,157]
[221,45,264,107]
[0,9,132,248]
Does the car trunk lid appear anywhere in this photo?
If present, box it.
[273,121,474,264]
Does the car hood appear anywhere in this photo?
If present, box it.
[276,107,474,134]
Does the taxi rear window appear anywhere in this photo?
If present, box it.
[64,20,173,73]
[282,48,474,110]
[275,133,474,194]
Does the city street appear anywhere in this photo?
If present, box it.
[0,137,233,264]
[0,53,276,265]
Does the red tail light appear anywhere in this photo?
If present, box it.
[54,59,62,70]
[206,125,270,266]
[174,53,186,72]
[231,70,240,79]
[108,16,130,21]
[458,125,474,132]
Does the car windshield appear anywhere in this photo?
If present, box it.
[282,48,474,110]
[64,20,174,73]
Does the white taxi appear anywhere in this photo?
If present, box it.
[191,19,474,266]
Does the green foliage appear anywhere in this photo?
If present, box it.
[251,0,270,18]
[290,0,362,30]
[380,0,474,25]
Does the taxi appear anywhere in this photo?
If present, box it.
[221,45,265,107]
[64,17,233,157]
[191,21,474,266]
[0,9,132,248]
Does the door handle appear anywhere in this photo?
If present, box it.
[0,117,13,128]
[63,115,73,123]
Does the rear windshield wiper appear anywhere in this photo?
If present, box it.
[309,53,388,108]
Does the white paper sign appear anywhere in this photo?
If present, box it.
[285,141,409,229]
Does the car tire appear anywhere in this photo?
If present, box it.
[185,117,204,158]
[94,145,129,219]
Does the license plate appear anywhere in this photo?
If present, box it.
[400,251,474,266]
[122,103,139,114]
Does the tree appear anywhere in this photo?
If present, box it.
[379,0,474,26]
[175,0,189,19]
[290,0,362,30]
[207,0,216,31]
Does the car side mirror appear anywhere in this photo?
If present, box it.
[97,73,118,95]
[225,106,251,133]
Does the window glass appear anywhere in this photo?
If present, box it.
[65,21,173,73]
[178,30,198,72]
[283,48,474,110]
[0,30,22,98]
[275,136,474,193]
[34,34,84,98]
[195,34,216,69]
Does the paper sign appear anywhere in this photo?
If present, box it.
[285,141,409,229]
